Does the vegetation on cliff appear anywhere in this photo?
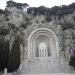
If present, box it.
[0,38,10,71]
[7,35,21,72]
[27,3,75,17]
[0,0,75,73]
[6,0,29,9]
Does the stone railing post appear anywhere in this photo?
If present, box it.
[4,68,7,75]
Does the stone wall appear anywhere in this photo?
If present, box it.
[20,14,64,61]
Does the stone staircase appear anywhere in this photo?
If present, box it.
[18,58,75,74]
[20,73,75,75]
[5,58,75,75]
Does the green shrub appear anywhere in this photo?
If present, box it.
[45,16,51,22]
[7,36,21,72]
[0,29,9,35]
[5,18,9,21]
[0,38,10,71]
[69,56,75,69]
[41,20,45,23]
[20,23,27,29]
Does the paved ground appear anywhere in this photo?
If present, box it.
[17,73,75,75]
[3,73,75,75]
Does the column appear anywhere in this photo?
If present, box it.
[43,49,45,57]
[4,68,7,75]
[39,49,40,57]
[39,49,41,57]
[46,49,48,57]
[41,49,43,57]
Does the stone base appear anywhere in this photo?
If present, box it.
[21,73,75,75]
[18,57,75,74]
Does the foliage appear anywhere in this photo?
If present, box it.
[69,56,75,69]
[60,22,74,30]
[0,9,5,13]
[7,35,21,72]
[6,0,29,9]
[8,23,16,29]
[0,9,10,14]
[41,20,45,23]
[27,7,34,14]
[27,3,75,17]
[45,16,51,22]
[58,15,75,30]
[20,23,27,29]
[5,18,9,21]
[0,38,10,71]
[0,28,9,35]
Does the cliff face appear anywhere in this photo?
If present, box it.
[0,1,75,31]
[6,7,24,27]
[0,1,75,61]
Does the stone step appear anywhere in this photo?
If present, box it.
[19,73,75,75]
[2,73,75,75]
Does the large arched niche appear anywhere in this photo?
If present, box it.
[28,28,59,59]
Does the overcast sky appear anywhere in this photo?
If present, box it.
[0,0,75,10]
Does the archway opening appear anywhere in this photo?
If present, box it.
[35,35,51,57]
[28,28,59,59]
[38,42,48,57]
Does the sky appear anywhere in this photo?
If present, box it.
[0,0,75,10]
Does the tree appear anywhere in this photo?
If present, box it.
[69,47,75,69]
[7,35,21,72]
[6,0,29,10]
[58,16,75,30]
[0,38,10,71]
[0,28,9,35]
[6,0,15,7]
[45,16,51,22]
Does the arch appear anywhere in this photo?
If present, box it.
[28,28,59,59]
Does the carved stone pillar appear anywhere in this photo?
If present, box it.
[39,42,48,57]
